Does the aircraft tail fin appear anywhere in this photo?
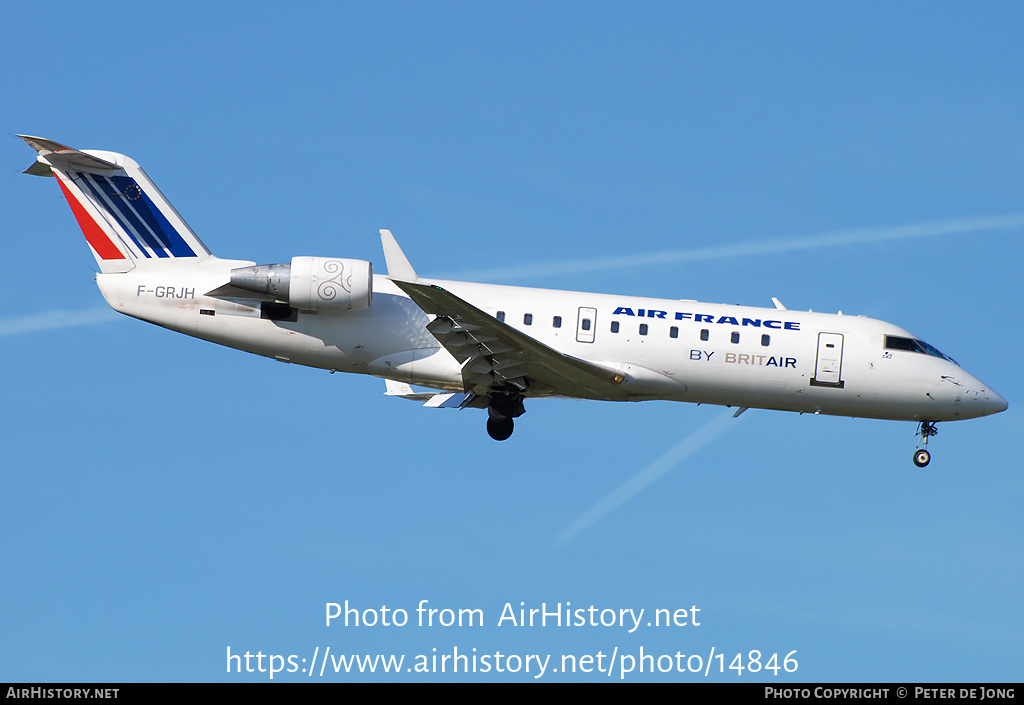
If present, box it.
[19,135,212,274]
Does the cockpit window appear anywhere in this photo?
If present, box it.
[884,335,958,365]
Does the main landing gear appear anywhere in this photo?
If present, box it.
[913,421,938,467]
[486,388,525,441]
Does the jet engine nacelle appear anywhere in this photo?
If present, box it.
[230,257,373,311]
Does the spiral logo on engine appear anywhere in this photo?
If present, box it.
[317,260,351,301]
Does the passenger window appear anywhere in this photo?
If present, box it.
[553,316,562,328]
[761,334,770,347]
[731,332,740,344]
[670,326,678,339]
[639,323,648,335]
[496,311,505,322]
[700,329,709,341]
[524,313,533,325]
[581,318,591,331]
[611,321,620,333]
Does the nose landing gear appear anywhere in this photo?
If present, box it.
[913,421,938,467]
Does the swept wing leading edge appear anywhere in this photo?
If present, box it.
[392,280,626,400]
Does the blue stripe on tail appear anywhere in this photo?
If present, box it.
[76,172,198,258]
[75,173,153,258]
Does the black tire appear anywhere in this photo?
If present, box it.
[487,417,514,441]
[913,449,931,467]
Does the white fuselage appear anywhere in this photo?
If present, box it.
[95,257,1006,424]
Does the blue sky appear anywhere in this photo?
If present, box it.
[2,2,1021,682]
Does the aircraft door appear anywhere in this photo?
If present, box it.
[577,307,597,343]
[812,332,844,387]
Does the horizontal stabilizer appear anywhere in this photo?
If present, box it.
[24,160,55,177]
[18,135,118,173]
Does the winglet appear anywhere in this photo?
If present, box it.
[383,379,474,408]
[384,378,434,400]
[380,229,418,282]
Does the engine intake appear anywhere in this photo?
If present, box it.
[230,257,372,311]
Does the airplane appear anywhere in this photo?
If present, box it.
[18,135,1007,466]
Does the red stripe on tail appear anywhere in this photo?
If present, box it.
[55,174,126,261]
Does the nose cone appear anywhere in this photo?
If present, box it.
[987,389,1009,415]
[961,375,1008,418]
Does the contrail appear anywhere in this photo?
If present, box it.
[0,305,120,337]
[555,410,739,548]
[9,213,1022,336]
[449,213,1024,282]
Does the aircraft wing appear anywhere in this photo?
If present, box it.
[393,280,626,400]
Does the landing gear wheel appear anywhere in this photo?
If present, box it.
[486,386,525,441]
[487,417,514,441]
[913,449,931,468]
